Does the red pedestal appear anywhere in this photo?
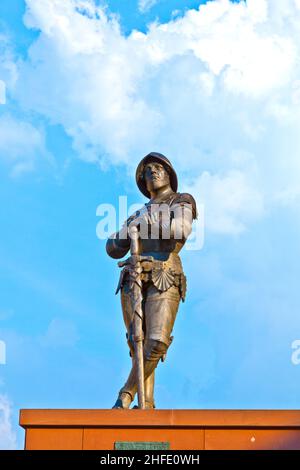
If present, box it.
[19,409,300,450]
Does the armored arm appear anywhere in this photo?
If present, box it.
[106,222,130,259]
[106,208,147,259]
[143,193,197,241]
[170,193,198,241]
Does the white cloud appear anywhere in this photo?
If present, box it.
[187,170,264,235]
[3,0,299,232]
[274,186,300,208]
[0,35,51,177]
[0,395,17,450]
[18,0,295,160]
[0,81,6,104]
[39,318,79,348]
[0,34,18,95]
[138,0,158,13]
[0,114,51,176]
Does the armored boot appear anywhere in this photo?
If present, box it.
[112,355,137,409]
[112,389,133,409]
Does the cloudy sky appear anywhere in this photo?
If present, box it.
[1,0,300,449]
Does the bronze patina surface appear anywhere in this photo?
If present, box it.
[106,152,197,409]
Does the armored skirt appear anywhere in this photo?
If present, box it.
[117,252,186,357]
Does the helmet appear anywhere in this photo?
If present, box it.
[135,152,178,198]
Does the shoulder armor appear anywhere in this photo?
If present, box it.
[171,192,198,220]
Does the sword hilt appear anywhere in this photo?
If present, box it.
[117,255,153,268]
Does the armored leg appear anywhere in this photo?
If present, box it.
[144,370,155,409]
[113,283,180,408]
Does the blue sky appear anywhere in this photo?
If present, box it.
[1,0,300,449]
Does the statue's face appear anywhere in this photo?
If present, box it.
[144,161,170,193]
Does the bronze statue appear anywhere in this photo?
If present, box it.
[106,152,197,409]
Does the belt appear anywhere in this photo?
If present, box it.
[115,257,186,301]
